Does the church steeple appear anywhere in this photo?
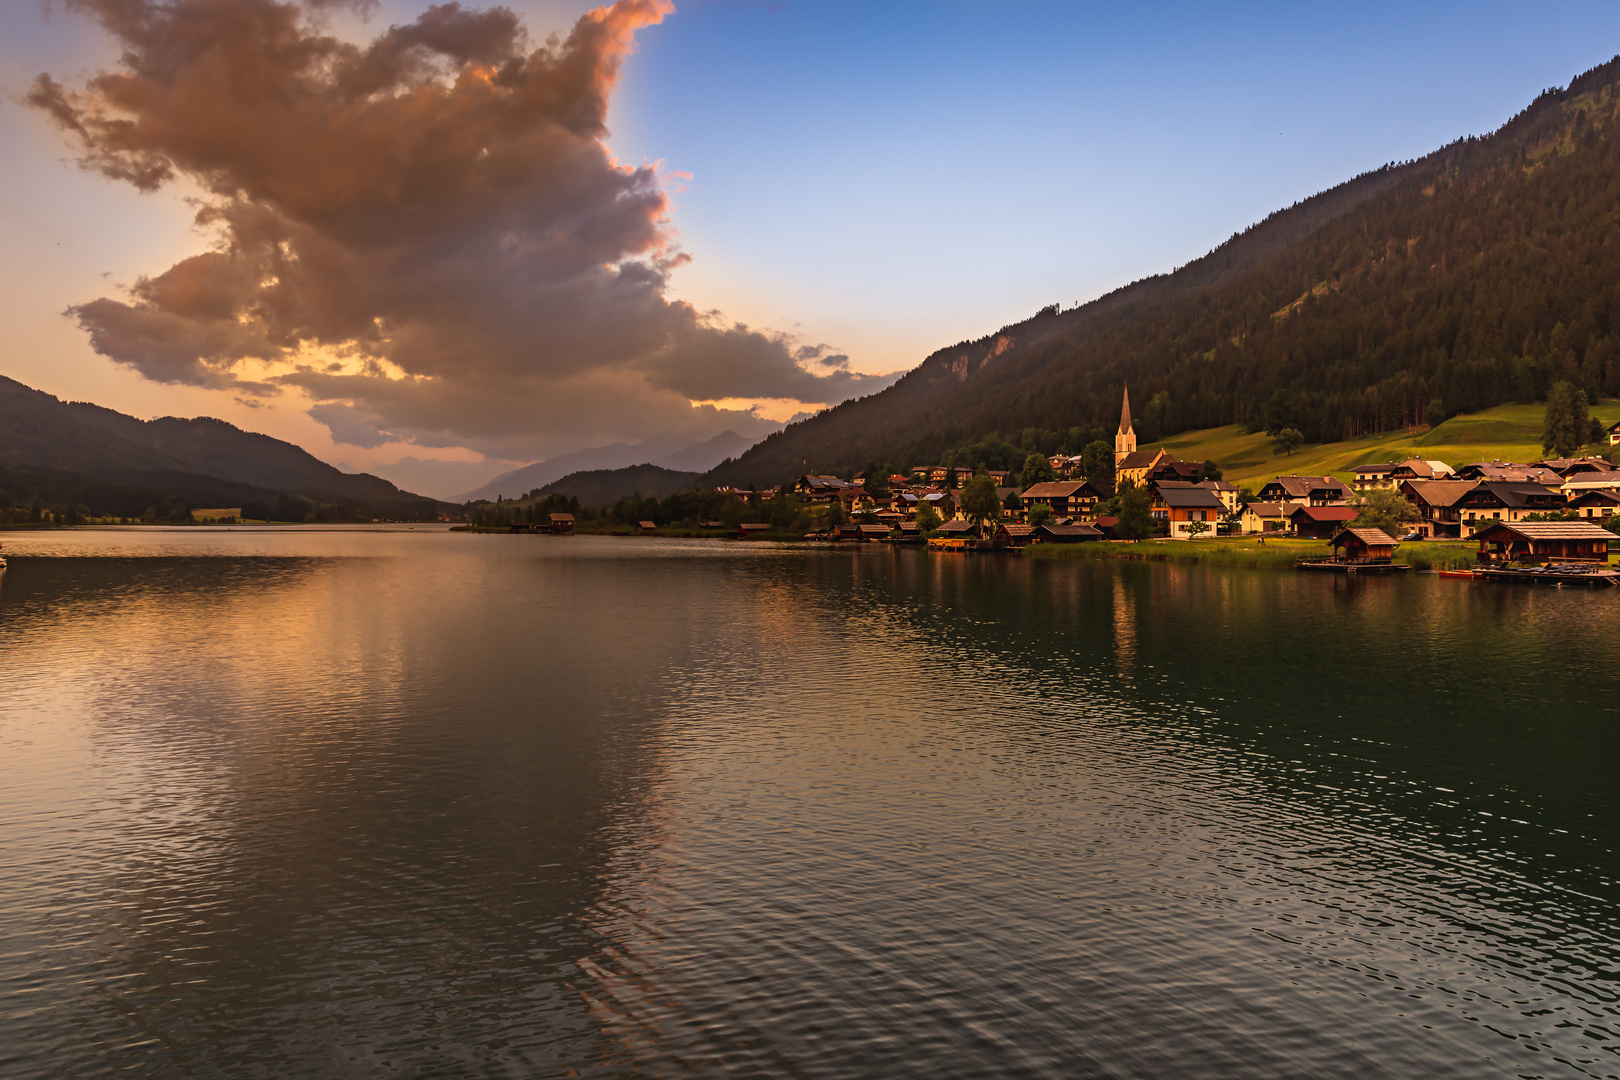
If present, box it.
[1114,384,1137,465]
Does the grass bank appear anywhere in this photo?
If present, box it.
[1026,536,1479,571]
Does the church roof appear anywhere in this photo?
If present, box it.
[1119,385,1133,435]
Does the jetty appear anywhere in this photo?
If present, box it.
[1295,527,1413,574]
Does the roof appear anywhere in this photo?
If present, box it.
[548,513,575,522]
[1464,481,1562,508]
[1352,461,1400,475]
[997,524,1037,536]
[1021,481,1092,499]
[1263,475,1349,498]
[1563,472,1620,490]
[1567,488,1620,504]
[1332,527,1399,547]
[1475,520,1616,540]
[1116,448,1166,471]
[638,520,656,528]
[1289,505,1358,522]
[1157,487,1225,509]
[936,519,975,533]
[858,524,891,535]
[1243,501,1289,516]
[738,522,770,531]
[1119,384,1132,434]
[1197,480,1240,492]
[1038,523,1104,538]
[1399,479,1477,507]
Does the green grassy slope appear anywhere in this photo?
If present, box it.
[1154,401,1620,489]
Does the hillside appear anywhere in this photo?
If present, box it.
[459,430,762,503]
[710,55,1620,486]
[531,464,702,508]
[1148,400,1620,490]
[0,375,439,519]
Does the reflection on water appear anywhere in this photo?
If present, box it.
[2,529,1619,1078]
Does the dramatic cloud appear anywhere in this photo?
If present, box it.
[30,0,895,458]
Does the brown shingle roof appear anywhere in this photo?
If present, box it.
[1333,527,1398,547]
[1478,520,1615,540]
[1290,505,1358,522]
[1400,479,1477,507]
[1020,481,1091,499]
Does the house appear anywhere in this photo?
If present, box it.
[1474,520,1614,565]
[796,475,852,501]
[732,522,771,538]
[1036,522,1105,543]
[1149,482,1225,538]
[934,519,977,537]
[833,523,864,540]
[1145,458,1206,484]
[1258,475,1350,505]
[548,513,576,534]
[993,523,1037,548]
[1330,527,1399,564]
[1455,462,1564,488]
[1196,479,1242,514]
[1240,501,1292,534]
[1288,504,1358,539]
[1398,480,1477,539]
[1455,482,1566,530]
[859,523,892,541]
[986,470,1010,486]
[1609,420,1620,446]
[1561,471,1620,499]
[1352,459,1456,491]
[1020,480,1102,519]
[1537,457,1614,478]
[700,520,725,529]
[638,520,657,532]
[1566,489,1620,521]
[887,473,912,491]
[1092,516,1120,540]
[995,487,1023,521]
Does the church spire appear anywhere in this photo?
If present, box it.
[1114,384,1137,466]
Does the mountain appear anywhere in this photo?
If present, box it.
[650,430,760,473]
[459,429,766,502]
[0,375,439,519]
[531,464,702,507]
[709,56,1620,486]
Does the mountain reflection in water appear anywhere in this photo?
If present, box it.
[1,528,1617,1079]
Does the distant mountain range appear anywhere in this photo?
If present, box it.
[0,375,439,519]
[709,55,1620,486]
[458,429,761,502]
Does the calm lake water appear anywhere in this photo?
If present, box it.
[2,527,1618,1078]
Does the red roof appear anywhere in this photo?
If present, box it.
[1290,505,1358,522]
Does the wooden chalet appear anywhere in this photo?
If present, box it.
[1351,459,1455,492]
[934,519,977,537]
[1036,522,1104,543]
[1258,475,1350,505]
[638,520,657,532]
[1536,456,1614,478]
[1144,458,1205,484]
[993,523,1037,548]
[1288,504,1358,539]
[1456,482,1566,530]
[796,475,852,502]
[858,524,893,542]
[1455,462,1564,488]
[1474,520,1614,565]
[547,513,576,534]
[732,522,771,539]
[1020,480,1101,519]
[1397,479,1477,539]
[1609,420,1620,446]
[1567,488,1620,522]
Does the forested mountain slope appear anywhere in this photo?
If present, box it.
[710,56,1620,485]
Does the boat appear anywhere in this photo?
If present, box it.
[0,542,6,570]
[1436,568,1476,578]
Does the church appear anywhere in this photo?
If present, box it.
[1113,385,1187,486]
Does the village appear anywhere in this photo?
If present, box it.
[523,389,1620,581]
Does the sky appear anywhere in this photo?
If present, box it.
[4,0,1620,499]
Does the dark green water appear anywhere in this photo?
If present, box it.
[1,528,1618,1078]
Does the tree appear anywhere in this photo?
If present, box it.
[1348,488,1420,537]
[1263,389,1297,435]
[959,473,1003,537]
[1424,399,1448,430]
[1114,484,1155,540]
[1027,503,1054,528]
[1185,519,1210,540]
[1272,427,1303,455]
[1542,380,1592,457]
[1082,440,1115,496]
[915,502,942,533]
[1020,451,1055,491]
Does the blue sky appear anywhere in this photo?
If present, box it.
[2,0,1618,495]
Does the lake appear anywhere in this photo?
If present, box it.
[2,527,1618,1078]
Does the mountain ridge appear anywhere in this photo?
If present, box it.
[708,55,1620,486]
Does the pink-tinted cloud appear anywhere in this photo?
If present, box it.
[29,0,895,459]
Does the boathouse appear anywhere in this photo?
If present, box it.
[1288,504,1358,539]
[993,523,1037,548]
[1330,527,1399,564]
[548,513,575,534]
[1474,520,1614,565]
[1036,523,1104,543]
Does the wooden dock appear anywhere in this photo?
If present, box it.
[1295,558,1412,574]
[1473,564,1620,587]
